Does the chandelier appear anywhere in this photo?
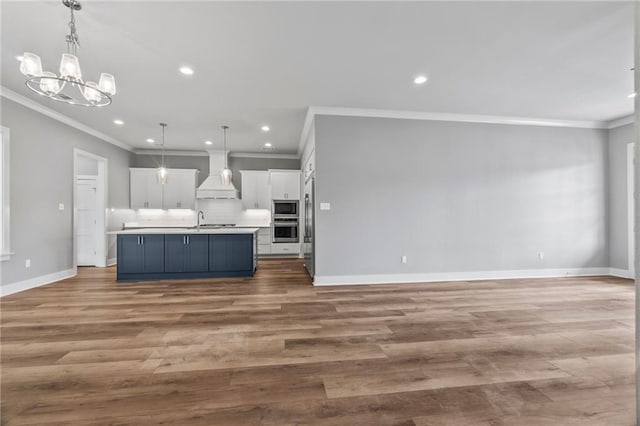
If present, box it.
[18,0,116,107]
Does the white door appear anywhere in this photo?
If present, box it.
[77,177,98,266]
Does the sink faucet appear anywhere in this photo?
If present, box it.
[197,210,205,230]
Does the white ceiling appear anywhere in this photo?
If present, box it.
[1,1,634,154]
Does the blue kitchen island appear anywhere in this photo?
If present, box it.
[115,228,258,281]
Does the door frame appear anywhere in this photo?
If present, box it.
[73,149,108,269]
[628,143,635,278]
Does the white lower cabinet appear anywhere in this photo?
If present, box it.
[271,242,300,255]
[257,228,271,255]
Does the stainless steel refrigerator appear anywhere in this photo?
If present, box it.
[303,175,315,278]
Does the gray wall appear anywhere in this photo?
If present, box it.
[1,98,132,288]
[131,153,300,193]
[608,123,635,270]
[314,115,609,278]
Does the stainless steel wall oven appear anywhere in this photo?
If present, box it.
[272,200,299,243]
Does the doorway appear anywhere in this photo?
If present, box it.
[628,143,635,278]
[77,176,98,266]
[73,149,107,268]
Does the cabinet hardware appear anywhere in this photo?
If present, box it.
[141,236,144,244]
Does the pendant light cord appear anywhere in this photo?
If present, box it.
[160,122,167,168]
[222,125,229,168]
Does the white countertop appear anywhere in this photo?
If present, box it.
[110,228,259,235]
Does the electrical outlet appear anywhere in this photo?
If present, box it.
[538,252,544,260]
[320,203,331,211]
[58,203,65,211]
[25,259,31,268]
[401,255,407,264]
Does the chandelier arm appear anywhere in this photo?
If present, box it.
[25,76,112,107]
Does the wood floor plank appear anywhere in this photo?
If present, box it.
[1,260,635,425]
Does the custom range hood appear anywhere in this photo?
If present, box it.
[196,150,239,199]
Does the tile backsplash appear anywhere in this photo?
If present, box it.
[118,199,271,229]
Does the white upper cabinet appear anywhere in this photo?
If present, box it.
[240,170,270,210]
[162,169,198,209]
[130,168,198,210]
[270,170,301,200]
[130,169,163,209]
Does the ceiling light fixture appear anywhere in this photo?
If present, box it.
[179,66,194,76]
[414,75,428,85]
[204,140,213,145]
[18,0,116,107]
[629,92,637,98]
[261,125,270,132]
[264,142,272,148]
[146,138,155,144]
[158,123,168,184]
[113,119,124,126]
[220,125,232,185]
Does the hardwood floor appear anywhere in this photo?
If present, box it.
[1,259,635,425]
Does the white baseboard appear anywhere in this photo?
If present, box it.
[1,268,76,297]
[313,267,614,286]
[609,268,635,279]
[107,258,117,266]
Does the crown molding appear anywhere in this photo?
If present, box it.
[231,152,300,160]
[133,149,299,160]
[309,106,610,130]
[1,86,133,152]
[134,149,208,157]
[607,115,634,129]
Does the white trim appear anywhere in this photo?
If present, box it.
[608,115,635,129]
[133,149,300,160]
[609,268,635,279]
[231,152,300,160]
[313,267,613,286]
[0,127,10,261]
[307,106,609,130]
[628,143,635,277]
[1,268,76,297]
[134,149,208,157]
[1,86,132,152]
[297,107,316,156]
[107,258,117,266]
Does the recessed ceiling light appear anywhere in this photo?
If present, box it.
[264,142,272,148]
[628,92,637,98]
[261,125,270,132]
[414,75,428,85]
[179,66,194,75]
[146,138,155,144]
[16,55,23,61]
[113,119,124,125]
[204,140,213,145]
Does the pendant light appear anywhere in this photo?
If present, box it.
[158,123,168,184]
[220,125,232,185]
